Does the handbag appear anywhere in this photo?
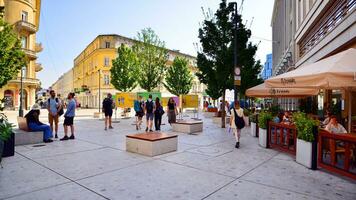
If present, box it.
[234,108,245,129]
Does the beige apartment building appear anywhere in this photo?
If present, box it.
[51,34,205,108]
[0,0,42,110]
[51,69,73,99]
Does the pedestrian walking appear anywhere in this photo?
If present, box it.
[230,101,245,148]
[144,94,155,132]
[47,90,63,138]
[102,93,114,131]
[25,104,53,143]
[60,93,76,141]
[154,97,164,131]
[134,95,144,130]
[167,97,177,125]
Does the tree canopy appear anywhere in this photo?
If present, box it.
[164,57,193,96]
[0,18,25,88]
[133,28,168,92]
[111,44,138,92]
[196,0,262,100]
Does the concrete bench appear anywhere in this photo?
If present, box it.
[15,117,43,146]
[14,129,43,146]
[172,120,203,134]
[126,132,178,156]
[212,116,230,126]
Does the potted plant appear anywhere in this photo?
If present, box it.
[249,113,257,137]
[258,111,272,148]
[0,113,14,164]
[293,112,318,169]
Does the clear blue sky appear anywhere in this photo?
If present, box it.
[37,0,274,88]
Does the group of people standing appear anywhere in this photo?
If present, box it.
[134,95,178,132]
[25,90,77,143]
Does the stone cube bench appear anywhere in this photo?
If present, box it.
[172,120,203,134]
[126,132,178,156]
[14,129,43,146]
[212,116,230,126]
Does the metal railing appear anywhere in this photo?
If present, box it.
[318,130,356,179]
[298,0,356,57]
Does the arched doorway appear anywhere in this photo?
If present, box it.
[4,90,14,109]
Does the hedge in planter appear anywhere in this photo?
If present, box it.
[293,112,319,169]
[258,112,272,147]
[0,113,14,163]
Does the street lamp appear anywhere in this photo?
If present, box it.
[229,2,239,103]
[19,66,25,117]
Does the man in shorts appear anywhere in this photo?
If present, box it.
[102,93,114,131]
[60,93,76,141]
[47,90,62,138]
[134,95,144,130]
[145,94,155,132]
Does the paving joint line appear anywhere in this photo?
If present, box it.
[14,151,111,200]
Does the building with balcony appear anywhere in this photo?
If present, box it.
[51,34,205,108]
[0,0,42,110]
[261,53,273,80]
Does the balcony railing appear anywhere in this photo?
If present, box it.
[35,43,43,52]
[22,48,37,60]
[298,0,356,57]
[16,20,37,34]
[35,63,42,72]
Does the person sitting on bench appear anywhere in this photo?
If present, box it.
[25,104,53,143]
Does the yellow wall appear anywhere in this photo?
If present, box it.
[0,0,42,110]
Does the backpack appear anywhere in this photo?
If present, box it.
[134,100,141,112]
[233,108,245,129]
[155,105,165,116]
[48,98,64,116]
[146,100,154,113]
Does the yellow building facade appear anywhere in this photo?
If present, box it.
[0,0,42,110]
[52,34,205,108]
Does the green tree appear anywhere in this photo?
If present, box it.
[111,44,138,92]
[133,28,168,92]
[196,0,262,127]
[0,18,26,88]
[164,57,193,96]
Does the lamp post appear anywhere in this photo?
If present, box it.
[98,69,101,113]
[229,2,239,103]
[19,66,24,117]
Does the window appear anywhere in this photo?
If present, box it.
[104,57,110,66]
[21,36,27,48]
[21,11,28,21]
[105,42,110,48]
[104,75,110,85]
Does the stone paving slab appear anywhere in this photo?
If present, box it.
[205,179,320,200]
[4,182,106,200]
[33,147,151,180]
[0,160,69,199]
[78,160,235,200]
[241,157,356,200]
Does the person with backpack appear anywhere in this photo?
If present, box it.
[134,95,144,130]
[154,97,164,131]
[144,94,155,132]
[47,90,63,139]
[230,101,245,148]
[102,93,114,131]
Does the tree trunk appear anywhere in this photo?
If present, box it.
[221,90,226,128]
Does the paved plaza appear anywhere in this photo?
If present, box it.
[1,112,355,200]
